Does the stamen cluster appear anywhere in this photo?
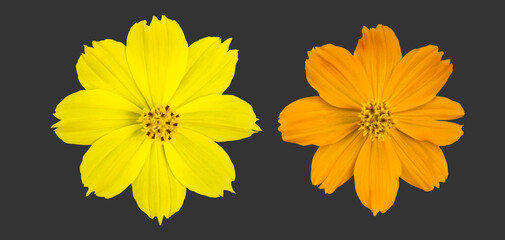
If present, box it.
[358,101,395,141]
[138,105,180,142]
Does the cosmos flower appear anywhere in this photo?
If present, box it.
[53,16,260,224]
[278,24,463,215]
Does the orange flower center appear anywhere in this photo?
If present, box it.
[138,105,180,142]
[358,101,395,141]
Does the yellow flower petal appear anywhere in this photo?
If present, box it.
[126,16,188,108]
[53,89,141,145]
[395,116,463,146]
[186,37,223,68]
[312,131,366,193]
[384,45,453,112]
[169,37,238,108]
[76,39,149,109]
[305,44,372,110]
[389,130,448,191]
[278,96,359,146]
[394,96,464,120]
[176,94,260,142]
[354,24,403,99]
[132,142,186,225]
[165,128,235,197]
[354,138,401,216]
[81,125,150,198]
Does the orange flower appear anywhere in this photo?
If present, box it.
[278,25,464,215]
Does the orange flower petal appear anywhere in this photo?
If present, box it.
[305,44,372,110]
[278,96,359,146]
[389,130,448,191]
[354,138,401,216]
[394,96,464,120]
[354,25,402,100]
[312,131,366,193]
[395,116,463,146]
[384,45,453,112]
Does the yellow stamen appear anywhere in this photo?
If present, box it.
[358,101,395,141]
[138,105,180,142]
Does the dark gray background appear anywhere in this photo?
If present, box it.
[3,0,503,238]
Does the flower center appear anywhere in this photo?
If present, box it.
[358,101,395,141]
[138,105,180,142]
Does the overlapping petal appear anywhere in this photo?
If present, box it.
[76,39,149,109]
[306,44,372,110]
[81,125,151,198]
[176,94,260,142]
[354,138,401,216]
[132,142,186,224]
[126,16,188,108]
[389,130,448,191]
[169,37,238,108]
[311,131,367,193]
[394,96,464,146]
[354,24,403,100]
[53,89,142,145]
[384,45,453,112]
[278,96,360,146]
[394,96,464,120]
[165,128,235,198]
[395,116,463,146]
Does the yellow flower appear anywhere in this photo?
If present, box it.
[52,16,260,224]
[278,25,463,215]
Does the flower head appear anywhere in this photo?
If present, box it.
[53,16,260,224]
[278,25,463,215]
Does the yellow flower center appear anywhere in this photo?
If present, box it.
[358,101,395,141]
[138,105,180,142]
